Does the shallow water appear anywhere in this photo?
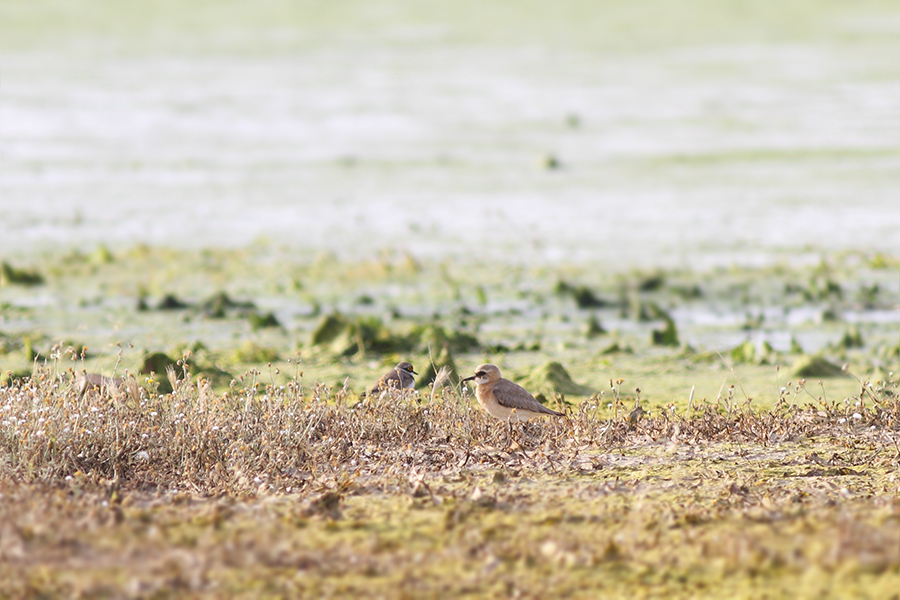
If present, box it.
[1,1,899,268]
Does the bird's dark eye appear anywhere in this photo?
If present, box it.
[475,371,485,377]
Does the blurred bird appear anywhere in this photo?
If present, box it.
[75,372,123,399]
[462,364,565,421]
[370,361,418,394]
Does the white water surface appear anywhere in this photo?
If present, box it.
[1,1,898,269]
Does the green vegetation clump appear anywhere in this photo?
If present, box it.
[0,332,27,357]
[554,280,609,308]
[157,293,189,310]
[140,351,178,377]
[0,261,44,286]
[88,244,114,265]
[247,311,281,330]
[835,326,864,349]
[651,314,679,346]
[583,314,606,338]
[309,313,348,347]
[634,272,665,291]
[231,341,279,364]
[600,341,632,355]
[310,315,479,358]
[415,344,459,390]
[411,324,479,354]
[791,355,846,378]
[309,314,408,356]
[200,291,255,318]
[521,361,594,396]
[730,339,777,364]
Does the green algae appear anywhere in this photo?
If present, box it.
[730,339,777,365]
[230,341,279,365]
[310,313,349,349]
[0,261,44,286]
[521,361,594,397]
[198,291,256,318]
[651,314,679,347]
[790,355,846,378]
[412,324,480,355]
[415,345,460,390]
[88,244,114,265]
[583,314,607,338]
[0,245,896,406]
[555,280,610,309]
[247,310,281,330]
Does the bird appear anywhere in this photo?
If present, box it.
[370,361,418,394]
[75,372,124,399]
[461,364,565,422]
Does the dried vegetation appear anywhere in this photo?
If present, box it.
[2,364,899,597]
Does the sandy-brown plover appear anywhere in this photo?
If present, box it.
[462,364,565,421]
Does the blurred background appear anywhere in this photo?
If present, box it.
[1,0,898,269]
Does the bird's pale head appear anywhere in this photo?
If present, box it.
[462,364,501,385]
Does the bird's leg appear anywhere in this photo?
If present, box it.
[503,419,514,450]
[505,419,524,452]
[520,421,530,450]
[519,421,533,451]
[516,422,532,457]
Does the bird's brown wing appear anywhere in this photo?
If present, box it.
[371,369,401,393]
[493,379,564,416]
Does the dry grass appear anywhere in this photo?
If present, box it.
[1,365,900,597]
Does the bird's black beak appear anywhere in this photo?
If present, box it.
[461,375,475,383]
[411,369,418,375]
